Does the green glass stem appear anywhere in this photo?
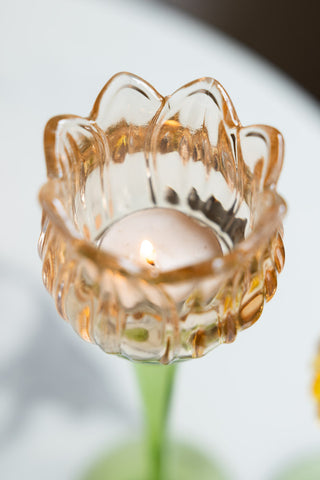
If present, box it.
[135,363,176,480]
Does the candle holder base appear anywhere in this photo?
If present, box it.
[83,441,228,480]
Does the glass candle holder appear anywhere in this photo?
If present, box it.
[38,72,286,480]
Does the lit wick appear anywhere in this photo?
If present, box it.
[140,239,156,266]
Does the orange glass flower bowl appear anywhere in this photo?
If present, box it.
[38,72,286,364]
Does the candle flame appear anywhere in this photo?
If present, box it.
[140,239,156,266]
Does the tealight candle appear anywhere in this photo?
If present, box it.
[97,208,223,273]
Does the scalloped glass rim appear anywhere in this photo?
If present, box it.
[39,181,286,283]
[39,72,287,284]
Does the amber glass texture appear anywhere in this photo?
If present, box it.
[39,72,286,364]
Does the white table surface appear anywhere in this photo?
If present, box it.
[1,0,320,479]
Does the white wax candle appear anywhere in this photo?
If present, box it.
[98,208,222,272]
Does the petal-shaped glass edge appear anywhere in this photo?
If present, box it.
[90,71,164,129]
[44,114,109,179]
[148,77,242,212]
[39,72,286,284]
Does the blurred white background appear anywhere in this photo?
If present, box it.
[1,0,320,479]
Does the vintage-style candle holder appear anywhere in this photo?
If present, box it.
[38,72,286,479]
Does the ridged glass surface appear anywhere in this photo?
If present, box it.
[38,72,286,364]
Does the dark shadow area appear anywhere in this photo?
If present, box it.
[158,0,320,100]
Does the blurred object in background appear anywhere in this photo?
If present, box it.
[313,343,320,418]
[158,0,320,100]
